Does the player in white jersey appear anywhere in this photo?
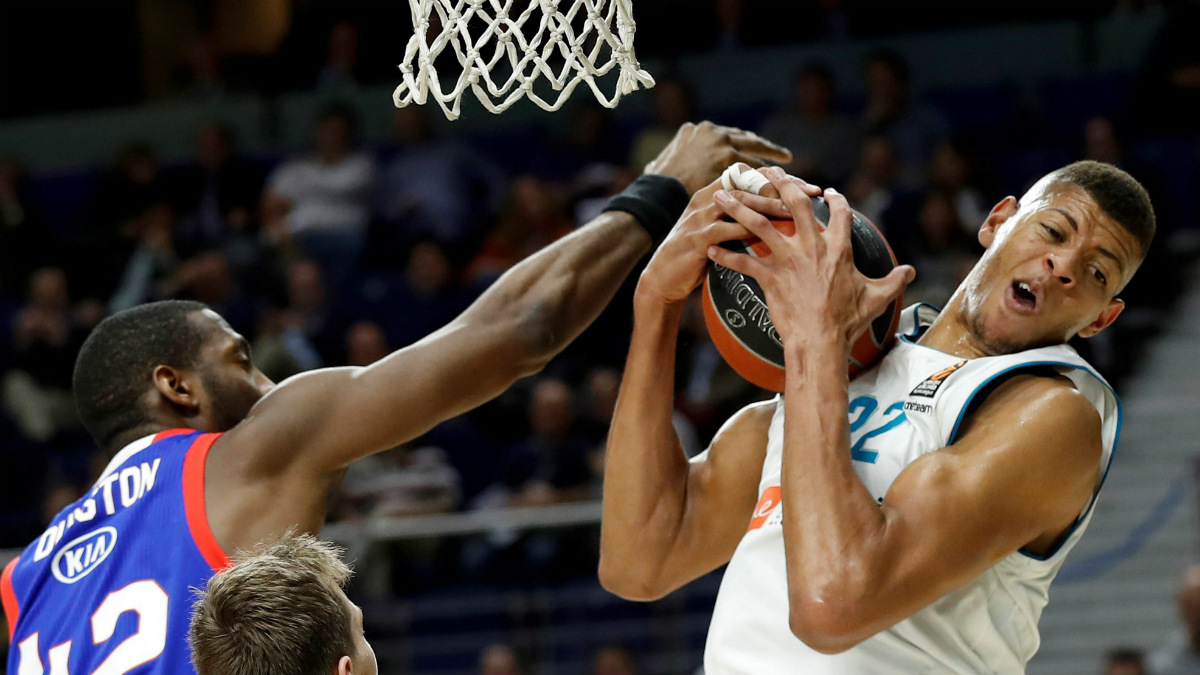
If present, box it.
[598,161,1154,674]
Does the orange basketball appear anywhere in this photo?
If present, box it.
[701,196,902,392]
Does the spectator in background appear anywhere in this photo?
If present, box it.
[376,239,467,350]
[0,159,54,300]
[495,378,595,508]
[317,21,363,93]
[464,379,597,580]
[345,320,390,367]
[376,106,507,262]
[168,123,265,261]
[578,367,622,449]
[1127,0,1200,134]
[1080,117,1172,233]
[263,104,375,294]
[467,176,573,285]
[629,76,695,172]
[578,367,623,484]
[280,258,344,366]
[334,442,461,520]
[844,135,903,229]
[108,201,180,312]
[1106,647,1147,675]
[901,190,979,307]
[166,36,231,102]
[556,102,637,224]
[759,63,859,186]
[860,50,947,186]
[928,137,990,237]
[479,643,526,675]
[246,257,341,382]
[1083,116,1126,167]
[108,205,256,336]
[551,101,628,181]
[1149,566,1200,674]
[711,0,747,52]
[166,250,255,335]
[82,143,169,300]
[2,268,98,442]
[90,142,166,242]
[105,205,252,332]
[593,644,639,675]
[1078,116,1176,321]
[334,320,462,519]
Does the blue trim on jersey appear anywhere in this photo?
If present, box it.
[898,302,944,343]
[944,360,1123,561]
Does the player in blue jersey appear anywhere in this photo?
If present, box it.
[1,123,790,675]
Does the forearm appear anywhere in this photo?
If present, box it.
[245,214,652,481]
[462,212,652,369]
[781,339,888,633]
[598,292,690,597]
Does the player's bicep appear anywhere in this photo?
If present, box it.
[665,401,774,583]
[234,316,537,476]
[871,378,1103,618]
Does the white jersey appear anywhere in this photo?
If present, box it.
[703,304,1120,675]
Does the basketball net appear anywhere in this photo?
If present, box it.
[393,0,655,120]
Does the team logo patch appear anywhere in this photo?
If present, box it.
[910,360,967,398]
[51,526,118,584]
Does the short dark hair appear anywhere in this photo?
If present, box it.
[73,300,210,447]
[190,531,355,675]
[1052,160,1156,257]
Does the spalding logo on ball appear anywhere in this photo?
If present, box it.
[701,196,902,392]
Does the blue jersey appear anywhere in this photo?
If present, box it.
[3,429,229,675]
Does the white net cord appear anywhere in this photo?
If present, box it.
[393,0,655,120]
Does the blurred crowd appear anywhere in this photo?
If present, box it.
[477,642,639,675]
[0,0,1198,622]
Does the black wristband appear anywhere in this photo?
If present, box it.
[602,174,690,246]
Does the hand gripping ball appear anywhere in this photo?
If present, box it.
[701,195,902,392]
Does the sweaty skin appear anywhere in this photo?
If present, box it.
[599,167,1142,653]
[106,122,791,557]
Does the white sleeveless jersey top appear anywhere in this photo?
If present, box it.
[703,304,1120,675]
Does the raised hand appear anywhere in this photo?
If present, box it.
[637,166,816,306]
[705,167,914,353]
[644,122,791,194]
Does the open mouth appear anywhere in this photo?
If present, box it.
[1010,280,1037,311]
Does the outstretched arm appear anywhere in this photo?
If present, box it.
[208,123,790,552]
[598,173,814,601]
[707,170,1103,653]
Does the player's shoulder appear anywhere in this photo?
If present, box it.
[729,397,779,429]
[976,372,1097,424]
[953,373,1102,471]
[707,398,777,452]
[696,398,777,452]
